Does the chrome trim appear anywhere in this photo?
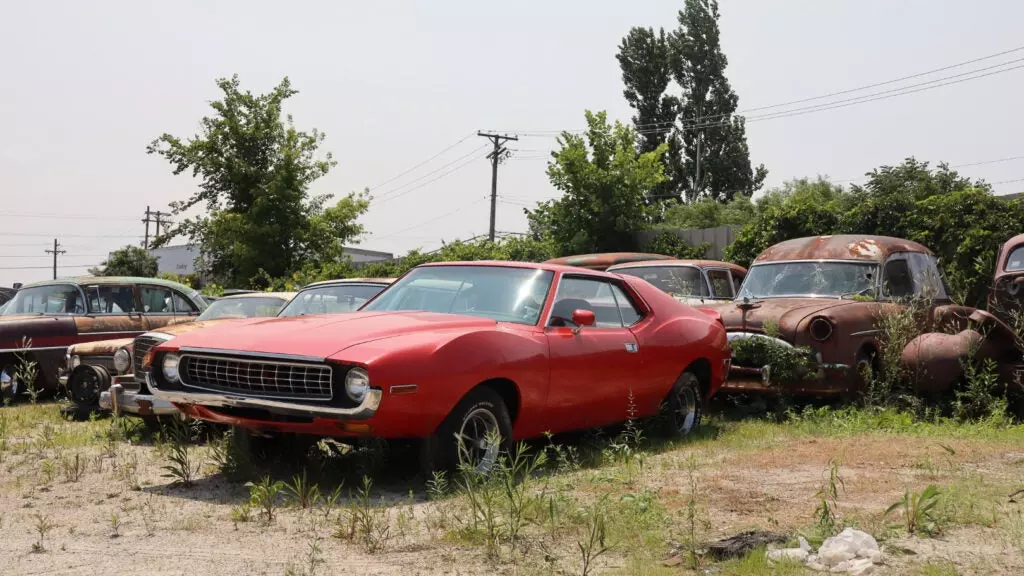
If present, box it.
[850,329,881,337]
[0,345,69,353]
[100,385,179,416]
[177,347,327,364]
[178,353,334,401]
[79,331,143,336]
[148,372,382,419]
[726,331,793,348]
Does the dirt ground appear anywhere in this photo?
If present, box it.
[1,403,1022,576]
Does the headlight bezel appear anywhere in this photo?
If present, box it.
[809,316,834,342]
[161,353,181,384]
[344,367,371,403]
[113,348,132,374]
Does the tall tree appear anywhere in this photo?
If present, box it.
[527,111,668,256]
[147,75,369,287]
[618,0,766,205]
[89,246,159,277]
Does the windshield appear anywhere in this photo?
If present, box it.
[1007,246,1024,272]
[739,261,878,299]
[197,296,287,321]
[362,265,554,325]
[3,284,84,315]
[278,284,387,317]
[615,266,707,298]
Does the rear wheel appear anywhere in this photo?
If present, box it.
[665,371,703,436]
[69,366,108,415]
[421,386,513,476]
[1,364,19,403]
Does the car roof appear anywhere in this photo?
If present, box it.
[303,277,395,288]
[217,291,297,301]
[20,276,199,293]
[608,259,748,275]
[543,252,674,270]
[417,260,625,280]
[754,235,933,264]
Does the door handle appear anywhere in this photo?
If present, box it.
[624,343,638,353]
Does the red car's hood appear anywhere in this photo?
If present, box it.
[158,311,498,359]
[705,298,859,339]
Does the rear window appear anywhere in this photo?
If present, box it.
[615,265,707,298]
[1007,246,1024,272]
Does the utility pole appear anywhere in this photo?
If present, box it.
[142,207,173,249]
[477,131,518,242]
[44,239,65,280]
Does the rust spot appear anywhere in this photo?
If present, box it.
[755,235,932,263]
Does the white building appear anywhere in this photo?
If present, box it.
[147,245,394,276]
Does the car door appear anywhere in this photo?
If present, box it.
[139,284,179,330]
[75,283,146,344]
[544,275,644,430]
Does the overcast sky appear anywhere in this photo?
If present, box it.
[3,0,1024,287]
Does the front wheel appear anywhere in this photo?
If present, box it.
[421,386,513,477]
[664,371,703,436]
[1,364,20,403]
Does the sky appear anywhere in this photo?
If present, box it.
[3,0,1024,287]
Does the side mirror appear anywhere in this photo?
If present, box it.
[571,309,595,328]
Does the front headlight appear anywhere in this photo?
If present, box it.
[162,353,181,384]
[71,355,81,369]
[113,348,132,374]
[345,367,370,403]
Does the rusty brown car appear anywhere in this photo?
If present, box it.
[0,276,206,400]
[989,233,1024,323]
[607,260,747,306]
[543,252,674,271]
[707,235,1022,400]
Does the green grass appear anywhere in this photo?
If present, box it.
[713,547,806,576]
[907,561,961,576]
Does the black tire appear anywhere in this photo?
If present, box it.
[844,348,879,405]
[68,366,108,414]
[664,371,703,437]
[1,363,20,404]
[420,386,513,476]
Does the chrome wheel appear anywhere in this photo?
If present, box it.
[455,407,501,474]
[669,372,701,436]
[1,365,18,398]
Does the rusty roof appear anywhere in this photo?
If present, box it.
[607,259,747,276]
[543,252,674,271]
[754,235,933,264]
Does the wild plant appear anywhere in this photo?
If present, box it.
[885,484,943,536]
[577,495,612,576]
[336,475,391,553]
[60,452,87,483]
[285,468,322,510]
[812,459,845,538]
[246,476,286,522]
[161,417,200,487]
[14,337,40,404]
[680,454,710,569]
[110,513,122,538]
[499,440,548,558]
[32,512,56,552]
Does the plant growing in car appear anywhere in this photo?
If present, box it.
[246,476,286,523]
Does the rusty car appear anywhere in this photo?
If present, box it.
[543,252,674,271]
[988,232,1024,324]
[142,261,730,472]
[706,234,1023,401]
[63,291,299,420]
[0,276,206,401]
[607,259,747,306]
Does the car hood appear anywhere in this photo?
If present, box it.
[156,311,498,360]
[155,318,238,337]
[707,298,860,340]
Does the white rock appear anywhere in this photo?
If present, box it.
[818,528,880,567]
[829,560,851,573]
[799,536,813,552]
[767,548,809,562]
[863,549,883,564]
[848,557,876,575]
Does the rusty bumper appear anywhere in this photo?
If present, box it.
[100,380,180,417]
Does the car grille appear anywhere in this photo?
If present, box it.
[132,334,168,388]
[179,354,333,401]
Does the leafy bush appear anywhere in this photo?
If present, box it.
[642,231,710,259]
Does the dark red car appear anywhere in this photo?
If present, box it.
[146,261,730,471]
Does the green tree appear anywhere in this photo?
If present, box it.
[642,231,710,259]
[661,195,755,229]
[147,75,369,287]
[89,246,159,277]
[618,0,766,204]
[531,111,667,256]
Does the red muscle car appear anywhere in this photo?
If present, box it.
[145,261,730,472]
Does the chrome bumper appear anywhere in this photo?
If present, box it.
[147,373,382,420]
[100,382,180,417]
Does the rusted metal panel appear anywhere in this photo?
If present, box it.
[755,235,932,264]
[608,259,747,277]
[990,233,1024,322]
[544,253,674,271]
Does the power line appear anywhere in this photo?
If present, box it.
[44,239,67,280]
[0,232,142,239]
[373,150,487,207]
[0,254,107,258]
[372,197,489,240]
[0,264,98,271]
[0,212,139,222]
[373,144,489,203]
[478,131,519,242]
[367,132,476,191]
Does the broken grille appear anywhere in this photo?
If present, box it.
[180,354,333,400]
[132,335,167,381]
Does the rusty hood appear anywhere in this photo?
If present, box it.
[710,298,861,340]
[154,318,239,338]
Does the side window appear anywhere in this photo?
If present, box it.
[85,285,137,314]
[140,286,174,314]
[906,253,949,301]
[172,292,199,314]
[549,277,623,328]
[732,273,744,295]
[882,259,914,299]
[706,269,734,298]
[610,284,643,326]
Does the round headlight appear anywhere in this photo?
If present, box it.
[162,353,181,384]
[71,355,81,369]
[345,367,370,403]
[809,317,833,342]
[113,348,132,374]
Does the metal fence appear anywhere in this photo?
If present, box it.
[635,225,741,260]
